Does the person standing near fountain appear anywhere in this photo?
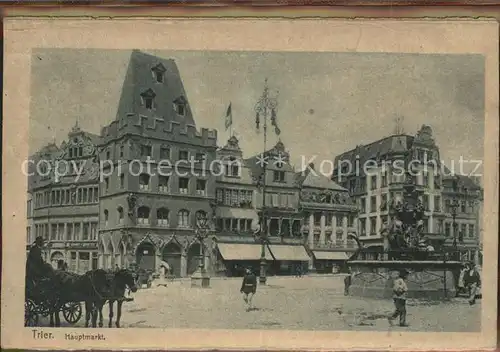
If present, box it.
[388,269,409,327]
[463,262,481,305]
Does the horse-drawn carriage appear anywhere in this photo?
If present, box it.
[25,265,138,328]
[25,276,83,327]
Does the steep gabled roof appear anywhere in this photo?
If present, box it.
[296,165,347,191]
[115,50,196,128]
[442,167,481,191]
[333,134,414,167]
[243,140,295,181]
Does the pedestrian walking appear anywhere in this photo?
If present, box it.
[344,269,352,296]
[240,267,257,312]
[388,269,409,327]
[463,262,481,305]
[457,264,467,296]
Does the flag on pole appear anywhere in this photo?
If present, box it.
[225,103,232,130]
[270,108,281,135]
[255,112,260,130]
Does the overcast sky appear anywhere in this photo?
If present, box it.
[30,49,484,174]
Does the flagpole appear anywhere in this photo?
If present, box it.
[230,102,233,137]
[254,78,278,285]
[260,81,268,286]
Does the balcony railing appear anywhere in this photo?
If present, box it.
[302,224,348,234]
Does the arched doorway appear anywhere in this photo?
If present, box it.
[187,243,202,275]
[136,242,156,271]
[115,243,125,269]
[50,251,64,269]
[162,242,181,277]
[97,241,105,270]
[105,240,114,269]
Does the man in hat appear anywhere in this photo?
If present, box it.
[463,261,481,305]
[26,236,50,280]
[240,267,257,312]
[388,269,409,327]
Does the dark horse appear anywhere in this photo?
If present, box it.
[29,268,111,327]
[92,269,138,328]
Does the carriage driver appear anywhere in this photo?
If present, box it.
[26,236,53,280]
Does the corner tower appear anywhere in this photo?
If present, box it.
[97,50,218,277]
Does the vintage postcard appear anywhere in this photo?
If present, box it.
[2,17,498,351]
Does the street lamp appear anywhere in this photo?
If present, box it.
[254,217,270,285]
[450,178,464,260]
[253,78,279,285]
[190,211,212,288]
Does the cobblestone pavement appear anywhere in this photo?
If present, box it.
[41,275,480,331]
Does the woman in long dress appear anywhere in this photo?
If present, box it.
[157,263,169,287]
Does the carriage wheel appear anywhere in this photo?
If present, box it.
[36,300,52,317]
[25,299,39,327]
[62,302,82,325]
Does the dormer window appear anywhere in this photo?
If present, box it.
[173,96,188,116]
[140,89,156,110]
[155,71,164,83]
[176,104,185,116]
[151,63,166,84]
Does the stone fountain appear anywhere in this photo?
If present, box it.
[347,167,462,300]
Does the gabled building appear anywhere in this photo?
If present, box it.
[441,172,482,262]
[332,125,483,260]
[214,135,258,236]
[27,123,100,273]
[245,140,303,238]
[212,139,309,277]
[296,163,358,273]
[332,126,445,248]
[210,135,261,276]
[97,50,218,277]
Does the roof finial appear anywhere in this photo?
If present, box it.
[72,117,81,133]
[393,115,405,135]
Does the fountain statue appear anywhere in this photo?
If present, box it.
[346,157,462,300]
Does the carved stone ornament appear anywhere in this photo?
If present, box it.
[70,185,77,203]
[415,124,435,144]
[333,193,341,204]
[127,193,138,217]
[83,143,95,157]
[227,135,240,150]
[88,162,99,180]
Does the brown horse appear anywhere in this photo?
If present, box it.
[92,269,138,328]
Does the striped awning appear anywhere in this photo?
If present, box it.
[217,243,273,261]
[268,245,310,261]
[313,251,349,260]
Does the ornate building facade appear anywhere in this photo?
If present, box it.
[96,50,217,277]
[26,50,360,277]
[441,173,482,262]
[27,124,100,274]
[332,125,482,261]
[296,163,358,272]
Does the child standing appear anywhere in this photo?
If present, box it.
[388,269,409,327]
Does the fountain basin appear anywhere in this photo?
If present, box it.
[347,260,463,300]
